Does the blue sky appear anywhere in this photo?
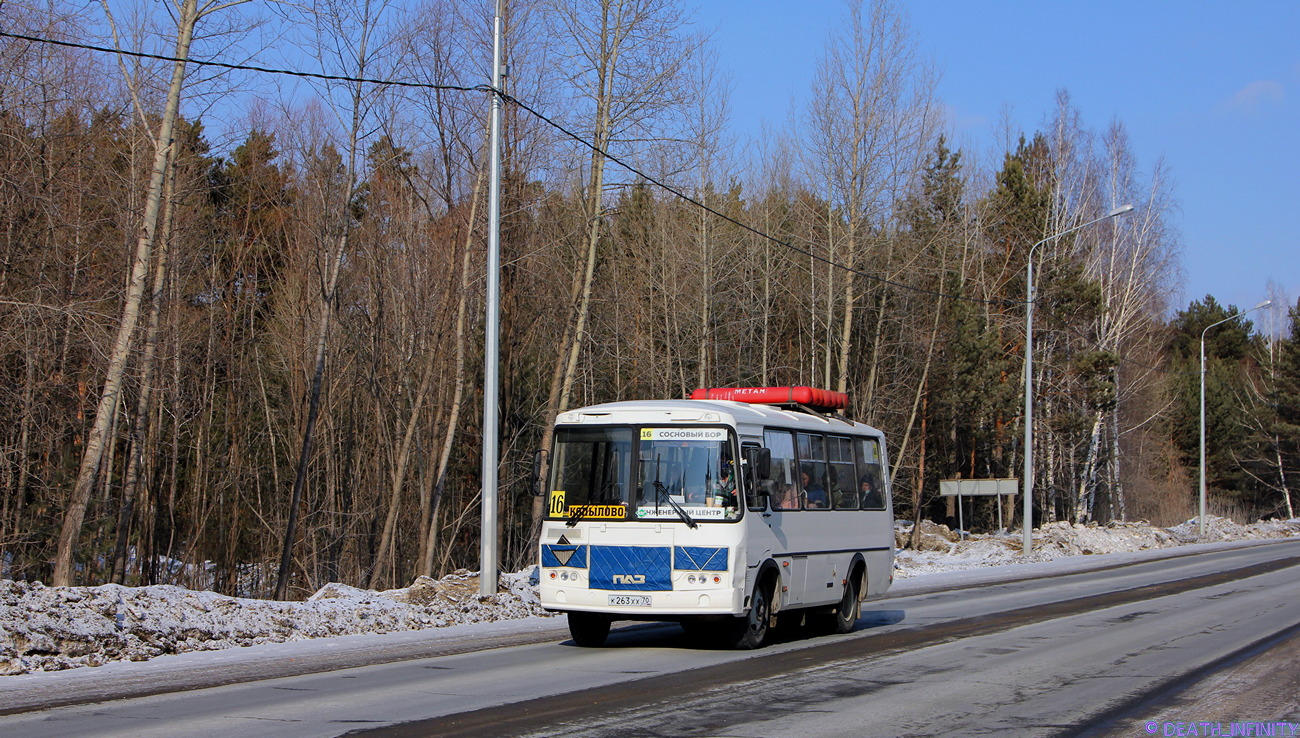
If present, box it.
[687,0,1299,326]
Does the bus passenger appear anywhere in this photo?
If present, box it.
[860,475,884,509]
[802,467,828,508]
[773,480,800,510]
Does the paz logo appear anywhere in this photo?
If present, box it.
[552,548,576,566]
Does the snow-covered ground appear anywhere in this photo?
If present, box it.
[3,516,1298,677]
[893,514,1300,577]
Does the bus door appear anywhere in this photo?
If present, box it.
[755,429,810,606]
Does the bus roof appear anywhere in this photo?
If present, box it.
[556,398,884,437]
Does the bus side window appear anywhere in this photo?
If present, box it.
[829,436,858,509]
[797,433,829,509]
[764,430,800,511]
[856,437,886,510]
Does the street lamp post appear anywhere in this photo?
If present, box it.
[479,0,504,596]
[1198,299,1271,537]
[1022,204,1134,554]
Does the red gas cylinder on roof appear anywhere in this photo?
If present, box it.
[689,386,849,412]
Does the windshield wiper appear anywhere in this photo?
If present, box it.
[568,480,618,527]
[564,504,588,527]
[652,479,698,529]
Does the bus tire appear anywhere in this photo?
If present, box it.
[568,611,611,647]
[830,570,861,634]
[731,576,774,650]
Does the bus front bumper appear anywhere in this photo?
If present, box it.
[540,582,742,617]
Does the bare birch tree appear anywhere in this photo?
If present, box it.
[53,0,252,586]
[806,0,935,396]
[532,0,698,532]
[275,0,399,599]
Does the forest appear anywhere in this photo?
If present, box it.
[1,0,1297,598]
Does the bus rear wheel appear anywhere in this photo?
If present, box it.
[830,572,860,634]
[568,611,612,647]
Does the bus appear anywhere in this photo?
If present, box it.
[536,386,894,649]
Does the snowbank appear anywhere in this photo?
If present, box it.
[3,516,1298,676]
[0,568,546,676]
[893,515,1300,578]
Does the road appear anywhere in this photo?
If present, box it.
[3,541,1298,737]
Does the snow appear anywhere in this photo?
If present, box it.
[3,516,1298,677]
[0,568,547,676]
[892,515,1300,578]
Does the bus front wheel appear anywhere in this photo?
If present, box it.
[568,611,612,647]
[731,578,774,650]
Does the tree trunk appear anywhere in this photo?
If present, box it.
[1109,389,1126,520]
[698,189,710,389]
[53,0,199,586]
[368,345,438,590]
[908,393,928,549]
[835,221,855,394]
[534,0,623,536]
[1275,440,1294,519]
[862,286,888,421]
[274,14,371,600]
[422,162,485,578]
[110,156,178,583]
[891,270,944,481]
[1074,409,1104,523]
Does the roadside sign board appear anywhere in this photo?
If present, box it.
[939,479,1019,497]
[938,478,1019,537]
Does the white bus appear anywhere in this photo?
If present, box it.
[536,386,894,649]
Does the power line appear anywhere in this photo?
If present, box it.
[2,28,1022,307]
[3,28,1198,376]
[501,91,1023,307]
[0,31,488,94]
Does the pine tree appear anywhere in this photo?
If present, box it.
[1168,295,1259,512]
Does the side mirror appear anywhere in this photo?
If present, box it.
[530,449,548,497]
[744,448,771,480]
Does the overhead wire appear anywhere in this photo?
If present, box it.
[498,91,1022,307]
[1,28,1022,307]
[7,25,1208,378]
[0,31,489,94]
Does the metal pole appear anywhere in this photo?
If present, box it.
[957,493,964,541]
[1022,254,1035,553]
[1022,204,1134,555]
[479,0,503,597]
[1199,332,1207,538]
[1198,300,1270,538]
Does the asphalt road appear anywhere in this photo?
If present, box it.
[3,541,1298,738]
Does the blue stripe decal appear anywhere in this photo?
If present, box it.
[674,546,728,571]
[590,546,672,591]
[541,544,588,569]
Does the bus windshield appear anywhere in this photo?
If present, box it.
[636,428,739,522]
[546,426,740,523]
[547,427,634,521]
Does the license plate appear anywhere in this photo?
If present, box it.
[607,594,651,607]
